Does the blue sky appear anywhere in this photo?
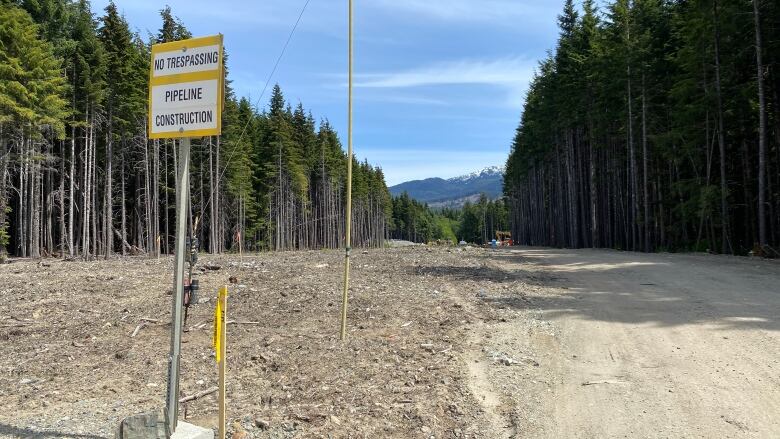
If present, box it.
[93,0,565,185]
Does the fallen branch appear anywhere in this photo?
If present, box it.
[114,228,144,255]
[226,320,261,325]
[130,322,147,337]
[8,315,32,322]
[581,380,626,386]
[139,317,160,323]
[179,386,218,403]
[187,322,208,331]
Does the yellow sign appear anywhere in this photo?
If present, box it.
[148,34,224,139]
[213,286,227,363]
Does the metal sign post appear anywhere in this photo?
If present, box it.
[148,34,223,434]
[166,138,190,430]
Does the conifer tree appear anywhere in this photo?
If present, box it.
[0,3,393,257]
[505,0,780,255]
[0,4,68,258]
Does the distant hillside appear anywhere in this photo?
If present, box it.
[389,166,504,206]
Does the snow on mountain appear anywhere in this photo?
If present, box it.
[448,166,505,183]
[389,166,505,205]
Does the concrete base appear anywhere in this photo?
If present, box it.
[170,422,214,439]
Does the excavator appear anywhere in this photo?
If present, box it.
[496,231,512,246]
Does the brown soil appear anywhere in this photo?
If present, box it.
[4,246,779,439]
[0,247,537,438]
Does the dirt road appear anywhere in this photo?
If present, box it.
[2,247,779,438]
[484,248,780,438]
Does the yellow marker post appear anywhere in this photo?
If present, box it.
[213,286,228,439]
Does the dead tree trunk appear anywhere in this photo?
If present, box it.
[751,0,768,250]
[104,117,113,258]
[642,73,650,252]
[713,0,730,254]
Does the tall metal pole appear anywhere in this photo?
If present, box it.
[166,137,190,431]
[339,0,353,341]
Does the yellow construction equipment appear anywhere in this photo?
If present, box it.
[496,231,512,246]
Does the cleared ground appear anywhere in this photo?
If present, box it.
[484,248,780,438]
[1,247,778,438]
[0,247,512,438]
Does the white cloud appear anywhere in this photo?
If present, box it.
[355,58,533,88]
[359,93,447,106]
[99,0,334,31]
[353,57,535,108]
[368,0,555,23]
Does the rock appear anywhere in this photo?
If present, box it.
[231,421,247,439]
[171,422,214,439]
[329,415,341,425]
[421,425,431,434]
[116,409,169,439]
[488,351,518,366]
[19,378,34,385]
[254,418,270,430]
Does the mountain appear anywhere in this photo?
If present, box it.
[389,166,504,207]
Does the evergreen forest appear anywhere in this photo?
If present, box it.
[504,0,780,255]
[389,192,509,245]
[0,0,392,259]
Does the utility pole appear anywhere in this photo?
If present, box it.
[339,0,354,341]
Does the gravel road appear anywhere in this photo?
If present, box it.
[2,247,778,438]
[488,248,780,438]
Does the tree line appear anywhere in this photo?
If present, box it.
[505,0,780,255]
[389,192,508,245]
[0,0,392,260]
